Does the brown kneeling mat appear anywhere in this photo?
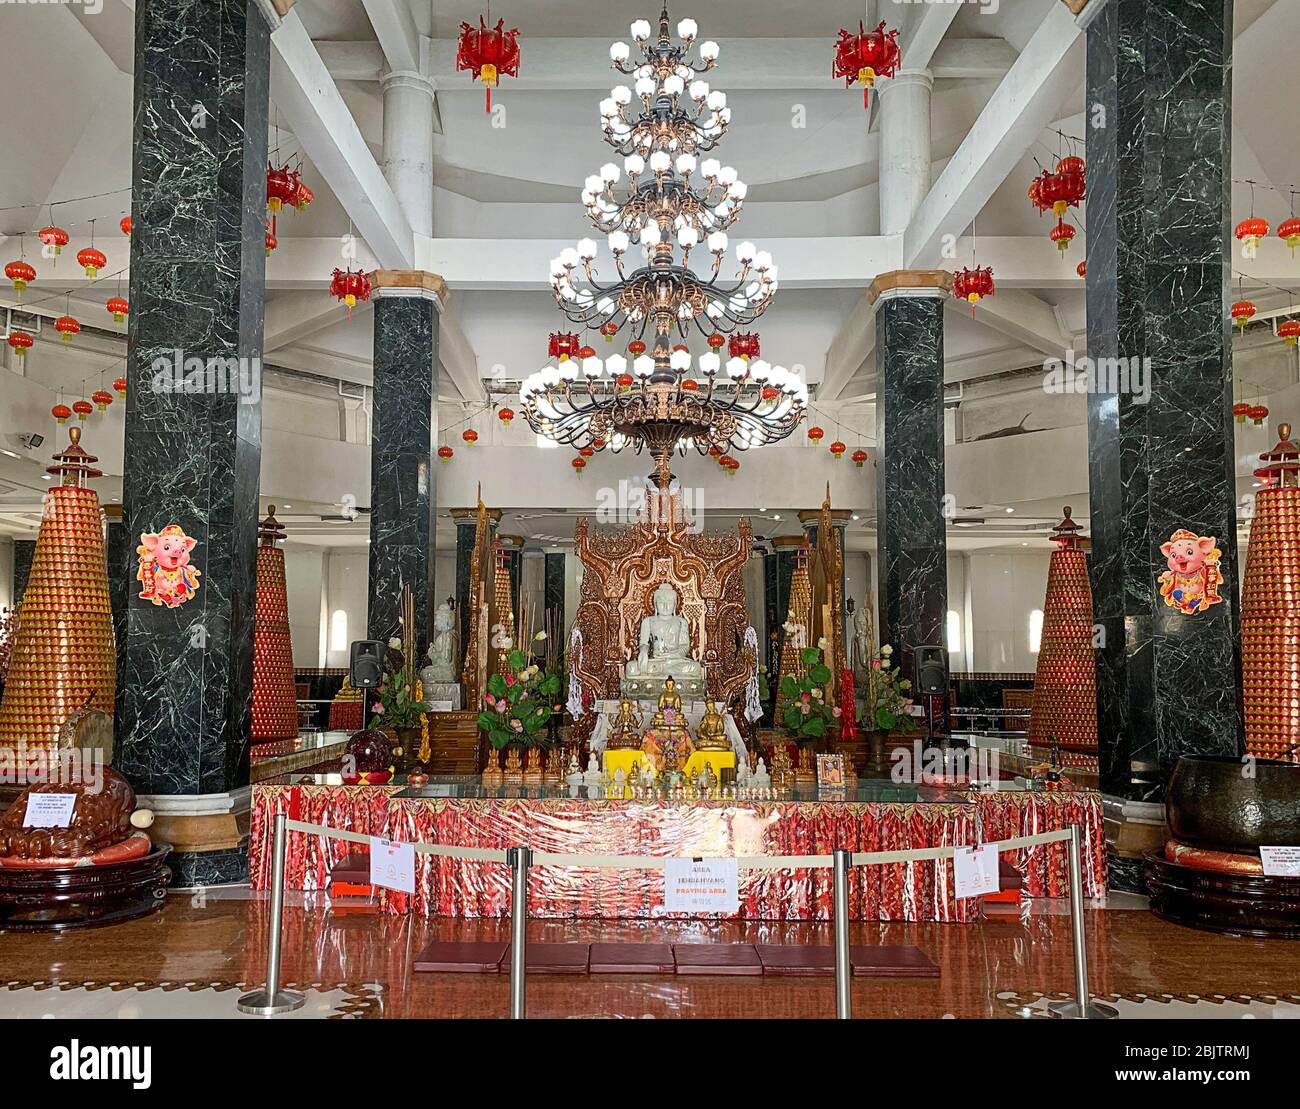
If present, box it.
[412,941,508,973]
[589,942,677,974]
[755,944,835,976]
[849,944,940,977]
[501,942,591,974]
[672,944,762,976]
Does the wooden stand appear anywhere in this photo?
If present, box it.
[0,846,171,933]
[1145,850,1300,940]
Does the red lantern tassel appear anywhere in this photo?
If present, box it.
[485,85,491,114]
[863,86,869,109]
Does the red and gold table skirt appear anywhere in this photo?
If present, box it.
[247,786,1107,920]
[379,796,980,922]
[249,783,399,891]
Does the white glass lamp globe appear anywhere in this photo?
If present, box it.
[607,230,630,254]
[707,231,728,254]
[725,357,747,379]
[677,18,698,40]
[605,353,627,377]
[611,85,633,105]
[669,347,692,371]
[610,42,630,62]
[632,354,655,377]
[630,20,651,40]
[699,41,720,61]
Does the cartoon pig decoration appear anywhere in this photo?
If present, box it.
[137,525,202,608]
[1157,529,1223,616]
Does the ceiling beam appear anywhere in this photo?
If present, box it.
[819,294,875,403]
[264,290,366,351]
[900,0,963,72]
[904,4,1083,268]
[315,37,1016,89]
[268,11,415,269]
[15,233,1300,292]
[948,288,1070,360]
[359,0,421,75]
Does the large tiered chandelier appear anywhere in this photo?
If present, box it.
[519,6,807,472]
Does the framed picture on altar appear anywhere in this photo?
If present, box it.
[816,753,845,787]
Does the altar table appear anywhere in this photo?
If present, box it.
[248,780,1106,921]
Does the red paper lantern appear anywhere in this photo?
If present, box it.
[571,456,586,473]
[1235,217,1270,250]
[7,330,33,358]
[1278,218,1300,254]
[1049,221,1076,253]
[120,215,132,238]
[1035,163,1086,217]
[832,21,901,108]
[6,259,35,296]
[1077,260,1087,278]
[953,266,995,316]
[293,181,314,212]
[829,440,847,460]
[1278,320,1300,345]
[1233,402,1251,423]
[680,378,699,392]
[600,320,618,342]
[1249,404,1270,426]
[728,332,760,360]
[707,333,726,351]
[72,399,93,422]
[851,449,868,468]
[106,295,129,323]
[549,332,581,360]
[51,403,72,425]
[627,339,647,356]
[113,376,127,398]
[264,218,277,257]
[329,268,371,319]
[807,425,824,444]
[577,344,597,360]
[266,163,300,213]
[38,225,69,256]
[498,406,515,428]
[720,454,739,475]
[462,428,479,447]
[92,389,114,412]
[438,445,454,464]
[578,446,594,458]
[76,247,106,278]
[761,386,780,401]
[456,15,521,113]
[1232,300,1257,330]
[54,315,81,343]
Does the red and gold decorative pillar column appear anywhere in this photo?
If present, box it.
[1027,506,1098,770]
[0,427,116,778]
[1242,422,1300,762]
[251,507,298,742]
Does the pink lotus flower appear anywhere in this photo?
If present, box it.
[505,675,516,686]
[873,660,882,670]
[485,694,496,706]
[373,703,385,715]
[832,706,842,717]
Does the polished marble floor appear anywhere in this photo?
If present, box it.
[2,889,1298,1019]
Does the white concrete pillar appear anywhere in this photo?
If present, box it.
[380,70,435,238]
[877,69,933,236]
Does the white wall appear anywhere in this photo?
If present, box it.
[283,548,326,669]
[324,549,370,668]
[965,549,1053,673]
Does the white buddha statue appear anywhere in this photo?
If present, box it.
[421,602,457,685]
[622,582,706,698]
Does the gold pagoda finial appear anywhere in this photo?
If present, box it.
[1255,419,1299,489]
[1050,505,1087,549]
[258,505,287,546]
[46,425,103,489]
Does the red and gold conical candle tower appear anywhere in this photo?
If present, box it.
[251,506,299,742]
[1242,421,1300,762]
[0,427,115,778]
[1027,506,1098,768]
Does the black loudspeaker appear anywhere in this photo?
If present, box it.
[349,639,386,689]
[913,645,949,695]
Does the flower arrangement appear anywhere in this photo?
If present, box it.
[861,643,915,732]
[478,643,563,750]
[368,636,431,729]
[778,640,840,743]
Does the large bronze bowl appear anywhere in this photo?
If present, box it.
[1166,754,1300,851]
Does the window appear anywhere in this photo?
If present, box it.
[946,609,962,654]
[330,609,348,652]
[1029,609,1044,654]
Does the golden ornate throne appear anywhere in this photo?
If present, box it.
[570,478,755,734]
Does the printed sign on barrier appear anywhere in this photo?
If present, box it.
[663,857,739,914]
[953,843,1000,899]
[369,837,416,894]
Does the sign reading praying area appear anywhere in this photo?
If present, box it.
[953,843,1000,899]
[369,837,416,894]
[663,857,739,915]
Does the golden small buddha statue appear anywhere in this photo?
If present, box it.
[606,698,643,751]
[695,700,730,752]
[650,676,684,726]
[644,677,694,772]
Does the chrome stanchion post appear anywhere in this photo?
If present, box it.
[1047,825,1117,1020]
[238,812,306,1015]
[508,846,531,1019]
[832,848,852,1019]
